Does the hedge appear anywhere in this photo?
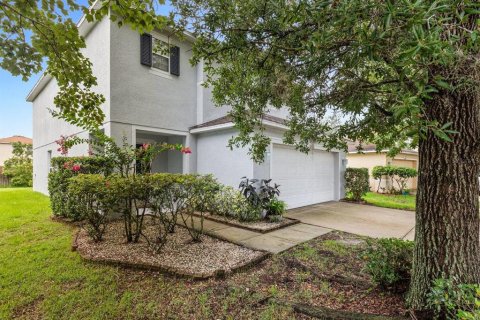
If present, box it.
[48,156,114,220]
[372,165,418,194]
[345,167,370,201]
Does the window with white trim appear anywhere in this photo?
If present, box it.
[152,37,169,72]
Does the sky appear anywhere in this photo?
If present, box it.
[0,1,173,139]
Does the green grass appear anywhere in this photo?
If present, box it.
[363,192,416,211]
[0,188,405,319]
[0,188,126,319]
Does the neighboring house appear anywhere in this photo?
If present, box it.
[347,143,418,192]
[26,12,346,209]
[0,135,33,169]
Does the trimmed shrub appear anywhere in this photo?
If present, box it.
[345,168,370,201]
[107,174,154,243]
[372,165,417,194]
[48,156,114,220]
[428,278,480,319]
[68,174,112,241]
[212,186,262,222]
[362,238,414,292]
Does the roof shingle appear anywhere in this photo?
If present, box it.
[0,135,32,144]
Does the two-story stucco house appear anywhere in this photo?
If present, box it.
[27,14,346,209]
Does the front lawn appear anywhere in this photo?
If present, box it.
[0,188,406,319]
[363,192,416,211]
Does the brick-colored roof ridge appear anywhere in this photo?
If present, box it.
[0,135,33,144]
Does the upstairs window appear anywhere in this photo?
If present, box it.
[152,38,169,73]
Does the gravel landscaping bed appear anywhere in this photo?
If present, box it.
[74,219,268,279]
[192,212,299,232]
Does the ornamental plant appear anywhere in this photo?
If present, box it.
[3,142,33,187]
[363,238,414,292]
[68,174,112,241]
[107,174,154,243]
[212,186,262,222]
[48,156,113,219]
[372,166,418,194]
[428,278,480,320]
[345,168,370,201]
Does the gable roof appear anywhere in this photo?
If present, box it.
[190,114,286,131]
[0,135,32,144]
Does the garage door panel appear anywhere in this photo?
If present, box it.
[272,145,336,209]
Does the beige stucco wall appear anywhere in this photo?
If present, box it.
[347,152,419,192]
[0,144,13,167]
[347,153,387,191]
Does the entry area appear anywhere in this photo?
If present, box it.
[135,129,186,174]
[271,144,337,209]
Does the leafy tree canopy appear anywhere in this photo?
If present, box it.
[172,0,480,161]
[3,142,33,186]
[0,0,170,130]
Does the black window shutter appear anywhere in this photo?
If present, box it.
[170,46,180,76]
[140,33,152,67]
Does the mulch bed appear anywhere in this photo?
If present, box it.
[74,218,269,279]
[192,212,299,233]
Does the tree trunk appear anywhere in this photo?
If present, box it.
[408,89,480,316]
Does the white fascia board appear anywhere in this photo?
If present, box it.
[190,119,288,134]
[189,123,235,134]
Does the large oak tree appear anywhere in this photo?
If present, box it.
[2,0,479,316]
[172,0,480,315]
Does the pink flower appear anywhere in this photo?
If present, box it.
[72,164,81,172]
[181,147,192,154]
[142,143,150,150]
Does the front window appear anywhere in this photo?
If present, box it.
[152,37,169,72]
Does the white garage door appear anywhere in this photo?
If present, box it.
[272,144,336,209]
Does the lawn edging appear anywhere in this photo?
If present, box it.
[191,211,300,233]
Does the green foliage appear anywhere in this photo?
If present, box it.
[345,168,369,201]
[68,174,112,241]
[48,156,113,220]
[107,174,154,243]
[428,278,480,320]
[212,186,262,222]
[172,0,480,160]
[372,166,418,194]
[266,198,287,217]
[363,238,414,292]
[180,174,220,241]
[1,0,170,130]
[3,142,33,187]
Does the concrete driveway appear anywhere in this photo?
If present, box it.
[285,201,415,240]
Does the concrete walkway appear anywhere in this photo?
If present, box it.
[179,201,414,253]
[285,201,415,241]
[178,217,331,254]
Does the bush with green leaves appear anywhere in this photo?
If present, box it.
[68,174,112,241]
[48,156,113,220]
[3,142,33,187]
[266,198,287,218]
[345,168,370,201]
[363,238,414,292]
[372,165,417,194]
[428,278,480,320]
[212,185,262,222]
[180,174,220,241]
[107,174,154,243]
